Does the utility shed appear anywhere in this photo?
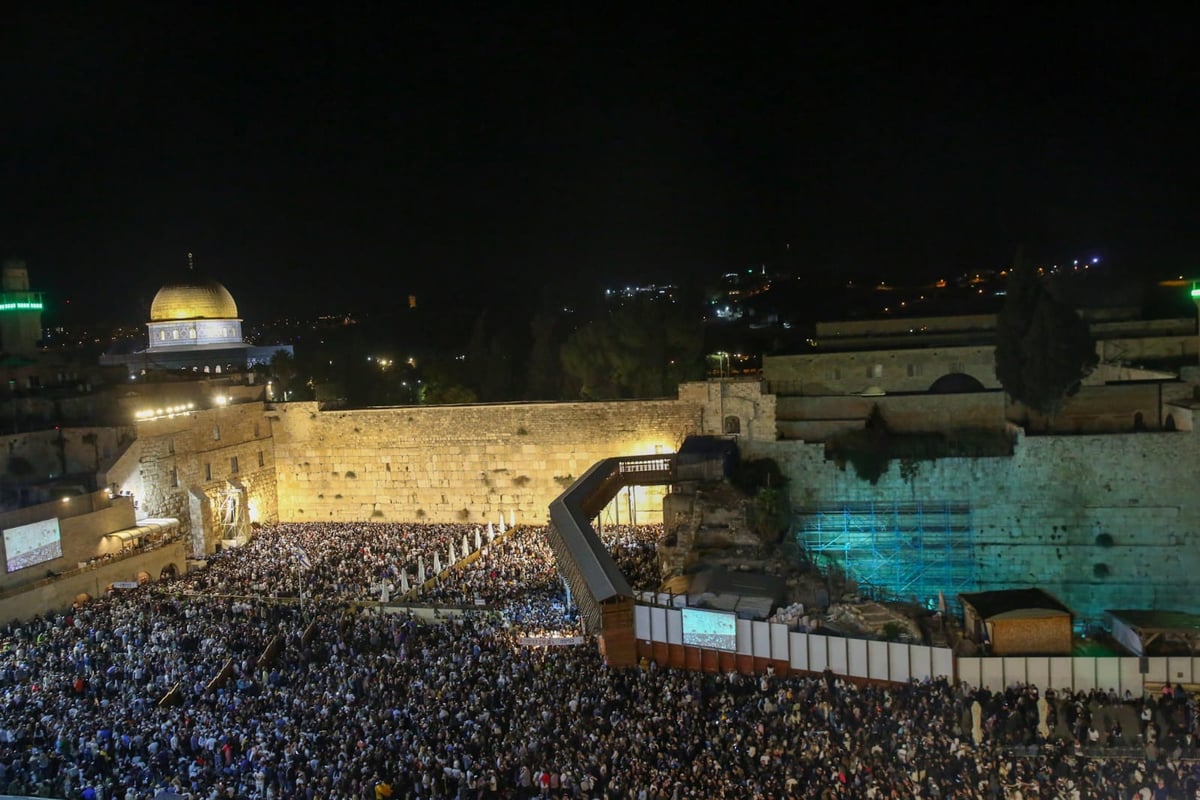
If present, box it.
[1108,610,1200,656]
[959,588,1073,655]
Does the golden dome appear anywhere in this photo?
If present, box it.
[150,278,239,321]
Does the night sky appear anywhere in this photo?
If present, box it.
[2,6,1196,324]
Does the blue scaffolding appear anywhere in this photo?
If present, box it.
[794,501,977,610]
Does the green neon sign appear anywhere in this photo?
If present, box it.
[0,301,42,311]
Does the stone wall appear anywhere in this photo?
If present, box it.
[745,429,1200,621]
[272,399,701,524]
[107,403,278,554]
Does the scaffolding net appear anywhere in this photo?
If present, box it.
[794,500,976,611]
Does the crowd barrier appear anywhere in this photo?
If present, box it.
[635,603,1199,694]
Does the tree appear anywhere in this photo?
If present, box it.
[994,256,1097,418]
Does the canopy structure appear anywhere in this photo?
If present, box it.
[106,517,179,545]
[1109,610,1200,656]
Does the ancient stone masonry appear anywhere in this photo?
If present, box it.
[271,400,701,525]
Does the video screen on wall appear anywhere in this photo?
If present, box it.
[681,607,737,652]
[4,518,63,573]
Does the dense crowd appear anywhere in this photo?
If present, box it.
[1,521,1199,799]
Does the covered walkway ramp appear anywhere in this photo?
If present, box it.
[546,454,674,667]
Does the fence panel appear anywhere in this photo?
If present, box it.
[790,632,809,671]
[1026,657,1050,693]
[1120,658,1144,698]
[650,606,667,643]
[888,642,910,683]
[868,641,890,681]
[809,635,829,672]
[1050,658,1073,691]
[932,648,954,681]
[770,623,790,662]
[848,638,870,678]
[910,645,932,682]
[736,619,753,656]
[1002,657,1026,689]
[666,609,683,645]
[828,637,849,675]
[1095,658,1120,693]
[752,621,772,659]
[958,657,981,689]
[980,658,1004,691]
[1073,658,1097,692]
[634,605,651,641]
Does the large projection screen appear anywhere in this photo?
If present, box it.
[4,518,63,573]
[681,607,737,652]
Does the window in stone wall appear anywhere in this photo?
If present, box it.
[254,422,261,438]
[230,456,239,474]
[204,463,212,481]
[167,437,175,455]
[212,424,221,441]
[723,415,741,435]
[170,467,178,488]
[258,450,265,468]
[867,364,883,378]
[907,363,922,377]
[829,367,842,380]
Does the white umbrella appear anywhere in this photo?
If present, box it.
[498,516,507,534]
[463,533,470,556]
[449,541,457,564]
[400,571,410,594]
[380,580,390,604]
[474,528,482,551]
[417,557,426,585]
[509,509,515,528]
[434,552,442,574]
[487,522,495,542]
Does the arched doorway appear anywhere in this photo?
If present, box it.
[160,563,178,581]
[136,571,152,585]
[928,373,986,393]
[73,592,91,604]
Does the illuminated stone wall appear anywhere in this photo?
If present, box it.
[272,399,701,524]
[106,402,278,554]
[746,429,1200,621]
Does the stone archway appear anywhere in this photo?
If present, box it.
[928,372,986,393]
[136,571,152,585]
[160,563,178,581]
[73,592,91,604]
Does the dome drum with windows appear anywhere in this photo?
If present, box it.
[147,277,243,351]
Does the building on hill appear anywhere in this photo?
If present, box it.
[101,261,292,376]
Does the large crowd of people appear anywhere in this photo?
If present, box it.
[1,520,1199,799]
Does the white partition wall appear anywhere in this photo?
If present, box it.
[1145,657,1167,684]
[868,641,890,681]
[888,643,910,683]
[1073,658,1097,692]
[736,619,753,656]
[1095,657,1119,693]
[809,635,829,672]
[666,609,683,645]
[932,648,955,681]
[958,658,981,689]
[635,605,652,641]
[770,623,790,661]
[828,637,848,675]
[1026,657,1050,693]
[790,633,809,671]
[909,645,932,682]
[848,639,870,678]
[1002,657,1026,688]
[1050,658,1073,691]
[650,607,667,643]
[981,658,1004,691]
[752,621,772,658]
[1120,658,1144,698]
